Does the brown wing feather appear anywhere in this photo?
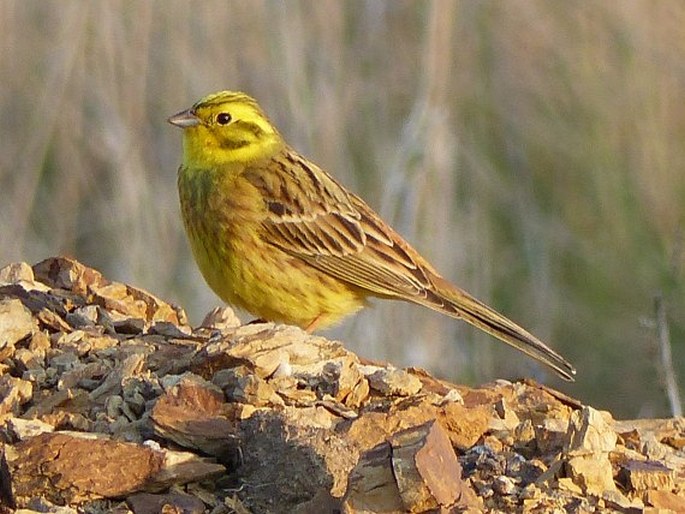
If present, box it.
[242,148,435,299]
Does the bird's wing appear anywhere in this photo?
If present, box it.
[242,151,435,299]
[243,152,577,382]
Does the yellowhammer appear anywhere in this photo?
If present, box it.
[169,91,576,381]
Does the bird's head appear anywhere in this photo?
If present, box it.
[168,90,284,168]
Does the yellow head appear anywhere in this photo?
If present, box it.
[168,91,284,168]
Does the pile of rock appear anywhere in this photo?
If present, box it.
[0,257,683,513]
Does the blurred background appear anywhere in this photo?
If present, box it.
[1,0,683,418]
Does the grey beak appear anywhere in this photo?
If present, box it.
[168,108,201,128]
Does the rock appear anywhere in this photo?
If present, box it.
[341,441,404,513]
[151,374,238,459]
[0,298,36,359]
[126,491,206,514]
[565,453,617,496]
[3,431,223,504]
[565,406,617,454]
[391,420,478,510]
[344,420,480,512]
[33,257,106,293]
[214,366,281,406]
[618,459,675,492]
[200,306,242,331]
[0,257,682,513]
[0,262,35,285]
[366,367,423,396]
[644,489,685,511]
[4,417,54,441]
[534,417,568,454]
[492,475,517,496]
[491,397,520,432]
[0,376,33,417]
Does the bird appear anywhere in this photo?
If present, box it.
[168,90,576,381]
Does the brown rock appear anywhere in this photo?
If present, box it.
[94,283,148,320]
[565,406,617,454]
[644,490,685,511]
[5,417,54,441]
[200,306,242,331]
[225,407,355,510]
[292,488,342,514]
[4,431,223,505]
[390,420,479,511]
[618,460,675,492]
[0,299,36,359]
[439,401,492,449]
[89,353,146,401]
[492,475,517,496]
[366,367,422,397]
[214,366,281,406]
[125,284,186,325]
[565,453,617,496]
[2,256,684,512]
[534,417,568,454]
[151,374,238,459]
[37,308,72,332]
[342,442,404,513]
[321,359,367,404]
[344,375,370,409]
[33,256,107,294]
[661,435,685,451]
[0,376,33,417]
[491,397,520,432]
[344,421,479,512]
[25,387,90,419]
[126,491,206,514]
[0,262,34,285]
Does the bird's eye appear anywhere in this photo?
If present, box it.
[216,112,232,125]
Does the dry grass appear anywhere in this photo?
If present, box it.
[1,0,684,416]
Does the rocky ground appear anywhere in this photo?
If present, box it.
[0,257,683,513]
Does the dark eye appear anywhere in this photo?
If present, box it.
[216,112,232,125]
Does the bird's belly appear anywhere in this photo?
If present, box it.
[185,214,365,329]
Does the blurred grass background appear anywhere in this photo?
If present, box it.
[1,0,683,418]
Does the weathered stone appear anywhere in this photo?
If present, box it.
[0,376,33,417]
[126,491,206,514]
[0,256,682,513]
[565,406,617,454]
[216,366,282,406]
[0,262,34,284]
[0,299,36,358]
[534,417,568,454]
[644,489,685,511]
[391,420,480,511]
[151,374,238,459]
[618,459,675,492]
[4,432,223,504]
[366,368,422,396]
[5,417,54,441]
[565,453,617,495]
[33,257,106,293]
[342,442,404,513]
[200,306,241,331]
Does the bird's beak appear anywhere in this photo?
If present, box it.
[168,108,201,128]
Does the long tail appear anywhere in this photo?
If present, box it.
[419,277,576,381]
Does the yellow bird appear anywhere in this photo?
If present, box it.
[169,91,576,381]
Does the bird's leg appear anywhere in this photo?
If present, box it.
[305,315,324,333]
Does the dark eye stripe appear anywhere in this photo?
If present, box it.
[232,120,265,137]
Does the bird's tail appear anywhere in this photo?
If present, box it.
[418,277,576,381]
